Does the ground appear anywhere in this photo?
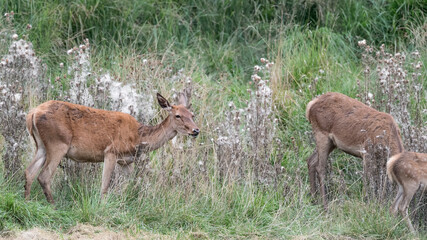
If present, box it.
[0,224,174,240]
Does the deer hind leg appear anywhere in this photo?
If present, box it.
[100,152,117,200]
[24,146,46,200]
[314,133,335,210]
[37,143,69,204]
[306,151,318,198]
[390,184,404,216]
[399,181,419,233]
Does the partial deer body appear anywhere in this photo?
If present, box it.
[305,92,404,209]
[387,152,427,232]
[25,93,199,204]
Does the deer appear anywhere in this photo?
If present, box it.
[305,92,404,210]
[24,92,199,204]
[387,152,427,232]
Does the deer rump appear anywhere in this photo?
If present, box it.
[386,152,427,232]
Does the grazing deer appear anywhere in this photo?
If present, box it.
[25,92,199,204]
[305,92,404,209]
[387,152,427,232]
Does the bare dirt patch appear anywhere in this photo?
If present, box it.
[1,228,57,240]
[66,224,132,240]
[0,224,172,240]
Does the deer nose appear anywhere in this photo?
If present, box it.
[192,128,200,136]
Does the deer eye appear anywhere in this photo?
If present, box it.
[175,115,181,118]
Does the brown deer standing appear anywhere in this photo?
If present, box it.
[305,92,404,209]
[387,152,427,232]
[25,92,199,204]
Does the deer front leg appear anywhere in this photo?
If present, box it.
[100,152,117,200]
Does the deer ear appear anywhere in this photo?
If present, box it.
[178,93,190,108]
[157,93,171,110]
[177,86,192,109]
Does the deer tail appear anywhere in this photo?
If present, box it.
[305,97,319,121]
[386,153,402,182]
[26,109,37,149]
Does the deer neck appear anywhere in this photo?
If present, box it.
[138,116,177,152]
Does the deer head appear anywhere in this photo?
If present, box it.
[157,93,199,137]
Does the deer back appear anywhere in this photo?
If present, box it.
[306,92,404,157]
[28,100,141,160]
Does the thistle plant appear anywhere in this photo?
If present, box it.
[215,58,282,186]
[0,13,46,177]
[358,40,426,153]
[358,39,426,228]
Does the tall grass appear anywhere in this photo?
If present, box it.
[1,0,424,74]
[0,0,426,238]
